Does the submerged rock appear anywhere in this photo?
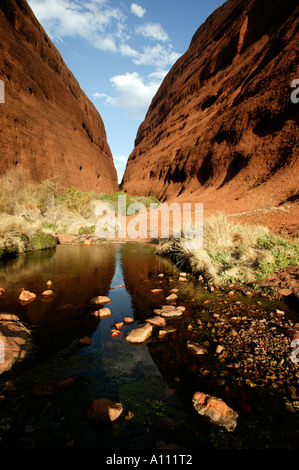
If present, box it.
[126,323,153,343]
[87,398,123,422]
[158,326,177,338]
[187,341,208,355]
[192,391,238,432]
[79,336,93,346]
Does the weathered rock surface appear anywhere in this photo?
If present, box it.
[0,312,32,374]
[122,0,299,215]
[192,391,238,432]
[145,315,167,327]
[0,0,118,193]
[154,305,184,318]
[89,296,111,305]
[91,307,111,318]
[18,289,36,302]
[125,323,153,343]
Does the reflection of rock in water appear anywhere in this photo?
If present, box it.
[0,248,56,287]
[0,244,117,354]
[120,243,179,322]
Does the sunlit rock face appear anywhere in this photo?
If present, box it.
[122,0,299,213]
[0,0,118,193]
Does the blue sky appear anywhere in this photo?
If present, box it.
[28,0,225,183]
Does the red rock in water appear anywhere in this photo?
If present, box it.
[122,0,299,220]
[79,336,93,346]
[91,307,111,318]
[18,289,36,302]
[42,290,54,296]
[0,0,118,193]
[123,316,134,324]
[193,391,238,432]
[87,398,123,422]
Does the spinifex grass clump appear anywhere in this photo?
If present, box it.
[157,213,299,286]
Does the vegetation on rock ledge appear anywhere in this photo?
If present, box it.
[157,213,299,286]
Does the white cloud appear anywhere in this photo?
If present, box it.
[28,0,125,50]
[135,23,169,42]
[30,0,182,118]
[94,71,163,118]
[134,44,181,69]
[114,156,128,164]
[29,0,181,71]
[113,156,128,182]
[130,3,146,18]
[119,43,139,59]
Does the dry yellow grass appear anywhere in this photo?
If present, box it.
[157,212,298,285]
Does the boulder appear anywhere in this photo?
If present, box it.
[155,305,184,318]
[18,290,36,302]
[126,323,153,343]
[193,391,238,432]
[91,308,111,318]
[123,316,134,324]
[166,293,178,301]
[42,290,55,296]
[0,313,32,374]
[89,296,111,305]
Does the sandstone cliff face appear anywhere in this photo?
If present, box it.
[122,0,299,213]
[0,0,118,193]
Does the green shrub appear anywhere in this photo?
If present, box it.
[256,233,299,278]
[99,191,161,215]
[78,225,95,235]
[157,213,299,286]
[56,186,94,214]
[27,231,57,251]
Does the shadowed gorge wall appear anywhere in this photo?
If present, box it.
[0,0,118,193]
[122,0,299,213]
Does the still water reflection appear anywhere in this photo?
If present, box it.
[0,243,298,449]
